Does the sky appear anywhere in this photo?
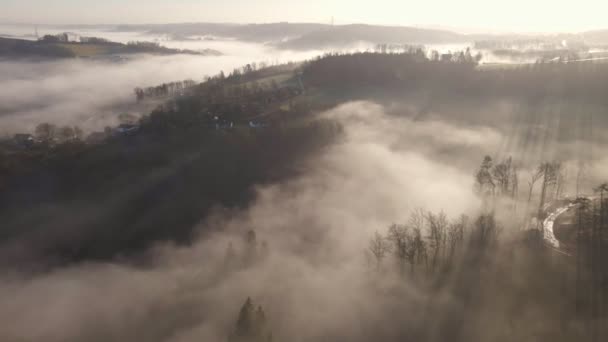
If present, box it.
[2,0,608,33]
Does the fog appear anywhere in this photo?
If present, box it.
[1,91,606,341]
[3,19,608,342]
[0,25,490,137]
[0,101,493,341]
[0,26,326,136]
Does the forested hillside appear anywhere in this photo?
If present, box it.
[2,44,608,341]
[4,49,608,267]
[0,62,340,267]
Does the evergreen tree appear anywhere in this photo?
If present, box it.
[230,298,273,342]
[235,298,255,339]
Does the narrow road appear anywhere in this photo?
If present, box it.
[542,203,575,256]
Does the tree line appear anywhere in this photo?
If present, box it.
[135,80,197,102]
[368,209,499,278]
[474,156,574,224]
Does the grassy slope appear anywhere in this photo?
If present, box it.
[0,37,217,59]
[58,43,112,57]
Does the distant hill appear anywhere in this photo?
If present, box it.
[277,24,468,50]
[581,30,608,45]
[0,37,76,58]
[21,23,608,53]
[117,22,328,42]
[0,36,221,60]
[117,22,469,48]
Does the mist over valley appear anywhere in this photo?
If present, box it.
[2,6,608,342]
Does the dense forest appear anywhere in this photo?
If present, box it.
[0,60,340,267]
[3,46,608,267]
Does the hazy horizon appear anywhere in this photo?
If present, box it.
[3,0,608,34]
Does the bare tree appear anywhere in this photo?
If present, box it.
[493,157,520,213]
[492,157,513,197]
[526,168,544,219]
[470,213,501,252]
[447,215,468,263]
[511,165,520,213]
[368,231,390,270]
[537,162,561,227]
[413,227,428,273]
[427,211,448,273]
[409,208,428,273]
[387,224,416,275]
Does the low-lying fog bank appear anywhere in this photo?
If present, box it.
[0,24,479,137]
[0,24,333,136]
[1,95,607,341]
[3,24,608,341]
[0,101,486,341]
[0,44,322,136]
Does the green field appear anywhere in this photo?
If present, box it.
[58,43,113,57]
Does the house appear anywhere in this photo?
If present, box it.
[249,120,269,129]
[116,124,139,135]
[13,134,34,148]
[212,116,234,130]
[58,32,81,42]
[215,121,234,130]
